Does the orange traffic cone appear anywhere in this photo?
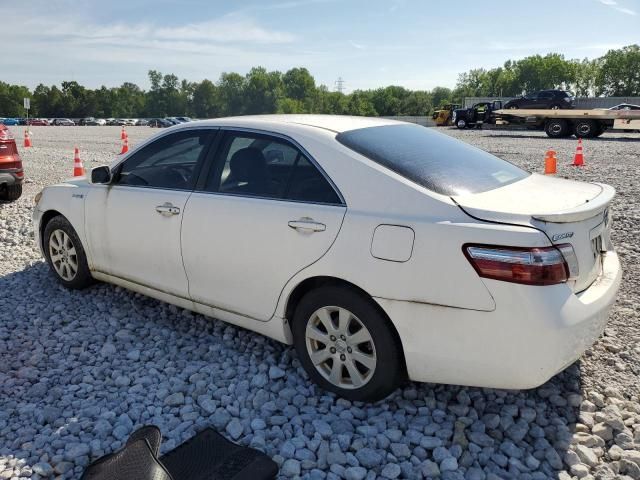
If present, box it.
[121,126,127,140]
[544,149,557,175]
[120,137,129,154]
[573,138,584,166]
[73,147,85,177]
[23,130,32,148]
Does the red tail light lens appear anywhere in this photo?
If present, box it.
[464,244,570,286]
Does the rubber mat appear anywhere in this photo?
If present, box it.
[81,426,278,480]
[160,428,278,480]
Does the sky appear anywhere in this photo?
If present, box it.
[3,0,639,92]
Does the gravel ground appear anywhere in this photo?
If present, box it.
[0,125,639,480]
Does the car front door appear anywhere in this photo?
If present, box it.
[85,128,216,298]
[180,129,347,321]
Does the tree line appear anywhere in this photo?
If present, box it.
[0,44,638,119]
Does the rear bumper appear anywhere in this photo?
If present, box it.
[376,251,621,389]
[0,171,22,186]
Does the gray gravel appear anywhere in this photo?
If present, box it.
[1,125,639,479]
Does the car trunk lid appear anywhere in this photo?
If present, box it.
[453,173,614,292]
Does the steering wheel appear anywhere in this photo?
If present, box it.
[167,165,191,183]
[122,172,149,185]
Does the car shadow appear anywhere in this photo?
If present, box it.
[1,262,582,478]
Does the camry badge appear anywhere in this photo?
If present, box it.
[552,232,574,241]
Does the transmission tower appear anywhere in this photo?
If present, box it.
[334,77,345,93]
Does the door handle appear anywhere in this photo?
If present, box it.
[288,218,326,232]
[155,202,180,216]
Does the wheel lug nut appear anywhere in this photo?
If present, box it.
[330,335,336,341]
[340,335,346,340]
[347,347,352,353]
[330,347,336,354]
[340,354,346,361]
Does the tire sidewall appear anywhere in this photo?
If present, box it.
[292,286,403,402]
[43,216,94,289]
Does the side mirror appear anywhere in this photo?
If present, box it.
[91,165,112,184]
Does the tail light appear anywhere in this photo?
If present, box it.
[0,130,14,141]
[463,244,573,286]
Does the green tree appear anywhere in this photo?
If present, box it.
[596,44,640,96]
[283,67,316,104]
[192,80,221,118]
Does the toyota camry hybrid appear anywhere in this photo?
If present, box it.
[32,115,621,401]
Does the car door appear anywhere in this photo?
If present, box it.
[85,128,216,298]
[181,129,347,321]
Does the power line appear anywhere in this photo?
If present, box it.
[334,77,345,93]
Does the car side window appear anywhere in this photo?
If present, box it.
[114,130,212,190]
[205,131,341,204]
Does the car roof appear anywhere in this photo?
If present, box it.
[180,114,400,134]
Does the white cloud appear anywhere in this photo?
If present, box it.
[597,0,637,15]
[349,41,366,50]
[614,6,637,15]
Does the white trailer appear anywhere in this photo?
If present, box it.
[493,108,640,138]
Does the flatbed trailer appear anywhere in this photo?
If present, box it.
[493,108,640,138]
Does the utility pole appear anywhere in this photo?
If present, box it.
[334,77,345,94]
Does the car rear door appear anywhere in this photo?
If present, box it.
[180,129,346,321]
[85,128,216,298]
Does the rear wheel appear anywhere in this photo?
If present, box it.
[574,120,598,139]
[550,104,563,110]
[292,286,404,402]
[545,119,570,138]
[0,183,22,202]
[43,216,94,289]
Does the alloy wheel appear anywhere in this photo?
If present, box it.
[49,229,78,281]
[305,306,377,389]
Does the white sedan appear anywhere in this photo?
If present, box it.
[33,115,621,401]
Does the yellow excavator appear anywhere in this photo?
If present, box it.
[432,103,461,126]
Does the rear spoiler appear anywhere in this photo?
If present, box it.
[532,183,615,223]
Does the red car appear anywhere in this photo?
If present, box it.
[27,118,49,126]
[0,124,23,201]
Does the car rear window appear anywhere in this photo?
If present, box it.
[336,124,529,196]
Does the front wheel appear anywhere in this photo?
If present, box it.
[292,286,405,402]
[456,119,467,129]
[43,215,94,289]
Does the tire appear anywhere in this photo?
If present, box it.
[574,120,598,139]
[545,119,570,138]
[550,104,562,110]
[508,105,518,110]
[292,286,405,402]
[456,119,467,129]
[0,183,22,202]
[43,215,94,289]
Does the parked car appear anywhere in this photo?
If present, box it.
[136,119,149,126]
[51,118,75,126]
[148,118,173,128]
[33,115,621,401]
[27,118,50,126]
[503,90,574,110]
[0,118,20,126]
[0,124,23,201]
[95,118,107,126]
[175,117,192,123]
[608,103,640,110]
[79,117,100,126]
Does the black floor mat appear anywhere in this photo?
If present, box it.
[160,428,278,480]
